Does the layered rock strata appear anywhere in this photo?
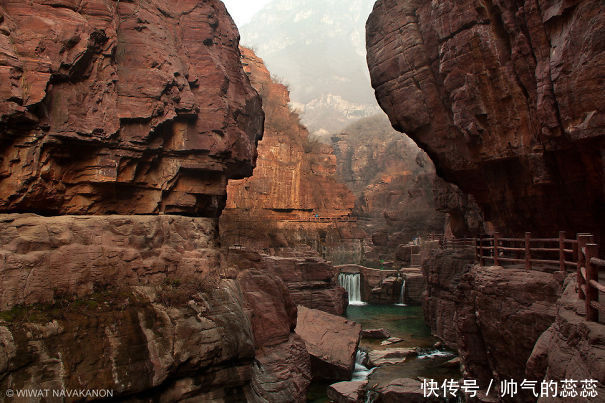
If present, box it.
[227,248,347,315]
[0,215,313,401]
[423,250,561,390]
[367,0,605,238]
[331,115,445,263]
[527,274,605,401]
[0,0,262,217]
[221,48,361,260]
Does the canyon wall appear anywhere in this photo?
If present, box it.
[0,0,262,217]
[366,0,605,238]
[423,250,561,397]
[0,1,317,400]
[331,114,446,264]
[221,47,362,261]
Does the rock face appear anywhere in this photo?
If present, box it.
[238,269,312,402]
[331,115,445,264]
[1,281,257,401]
[0,216,312,401]
[423,250,561,388]
[221,47,362,262]
[227,248,347,315]
[376,378,438,403]
[0,0,262,217]
[0,214,220,310]
[526,274,605,401]
[295,306,362,381]
[366,0,605,238]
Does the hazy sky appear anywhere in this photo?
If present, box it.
[222,0,273,27]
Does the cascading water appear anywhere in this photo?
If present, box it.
[351,349,374,381]
[338,273,365,305]
[395,277,407,306]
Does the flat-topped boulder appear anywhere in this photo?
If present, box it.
[367,348,416,366]
[327,380,367,403]
[295,306,361,380]
[376,378,439,403]
[361,328,390,339]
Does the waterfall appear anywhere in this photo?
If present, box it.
[351,350,373,381]
[395,277,407,306]
[338,273,365,305]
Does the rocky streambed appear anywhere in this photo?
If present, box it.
[309,304,460,402]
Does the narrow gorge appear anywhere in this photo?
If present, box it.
[0,0,603,402]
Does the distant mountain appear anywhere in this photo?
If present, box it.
[239,0,380,137]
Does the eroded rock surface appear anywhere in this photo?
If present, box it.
[0,214,220,310]
[227,248,347,315]
[527,274,605,401]
[422,250,561,388]
[295,306,361,381]
[367,0,605,237]
[220,48,362,263]
[0,0,263,217]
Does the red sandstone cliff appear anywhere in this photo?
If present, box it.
[0,0,263,217]
[366,0,605,238]
[0,2,317,400]
[225,47,354,219]
[221,48,361,260]
[331,114,446,264]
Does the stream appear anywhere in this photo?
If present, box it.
[307,304,461,402]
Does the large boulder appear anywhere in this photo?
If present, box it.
[228,249,347,315]
[295,306,361,380]
[327,380,367,403]
[376,378,439,403]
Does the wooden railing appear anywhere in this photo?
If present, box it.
[475,232,603,322]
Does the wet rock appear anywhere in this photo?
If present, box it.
[441,357,461,368]
[327,380,367,403]
[380,337,405,346]
[361,328,390,339]
[368,348,416,366]
[0,0,263,217]
[295,306,361,380]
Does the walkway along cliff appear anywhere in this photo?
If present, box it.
[366,0,605,400]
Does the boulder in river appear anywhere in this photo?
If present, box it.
[361,328,390,339]
[327,380,367,403]
[295,306,361,380]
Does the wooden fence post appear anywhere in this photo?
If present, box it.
[525,232,532,270]
[585,243,599,322]
[479,235,484,267]
[577,234,592,300]
[475,237,480,263]
[559,231,566,275]
[494,232,500,266]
